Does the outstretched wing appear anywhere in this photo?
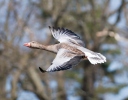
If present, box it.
[49,26,85,47]
[39,49,82,72]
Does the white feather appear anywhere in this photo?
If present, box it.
[75,46,106,64]
[46,49,74,72]
[49,27,85,47]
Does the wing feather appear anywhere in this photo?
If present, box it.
[49,26,85,47]
[44,49,82,72]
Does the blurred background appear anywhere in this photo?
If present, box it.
[0,0,128,100]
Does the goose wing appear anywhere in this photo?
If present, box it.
[39,49,82,72]
[49,26,85,47]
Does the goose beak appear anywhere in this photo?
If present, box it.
[24,43,30,47]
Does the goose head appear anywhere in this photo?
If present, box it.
[24,41,41,49]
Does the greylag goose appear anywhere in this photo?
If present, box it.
[24,26,106,72]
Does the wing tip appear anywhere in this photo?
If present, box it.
[49,26,55,32]
[49,26,51,29]
[39,67,46,73]
[49,26,62,32]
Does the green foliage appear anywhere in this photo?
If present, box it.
[41,10,52,19]
[103,48,121,55]
[95,84,127,94]
[124,97,128,100]
[65,70,82,83]
[105,36,117,44]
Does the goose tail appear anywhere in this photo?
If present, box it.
[75,46,106,65]
[87,52,106,64]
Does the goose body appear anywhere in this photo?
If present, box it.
[24,26,106,72]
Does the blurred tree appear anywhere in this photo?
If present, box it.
[0,0,128,100]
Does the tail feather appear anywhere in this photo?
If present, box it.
[87,53,106,65]
[74,45,106,65]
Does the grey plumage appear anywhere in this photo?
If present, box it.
[24,26,106,72]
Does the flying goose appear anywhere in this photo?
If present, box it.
[24,26,106,72]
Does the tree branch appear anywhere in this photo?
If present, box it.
[28,67,49,100]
